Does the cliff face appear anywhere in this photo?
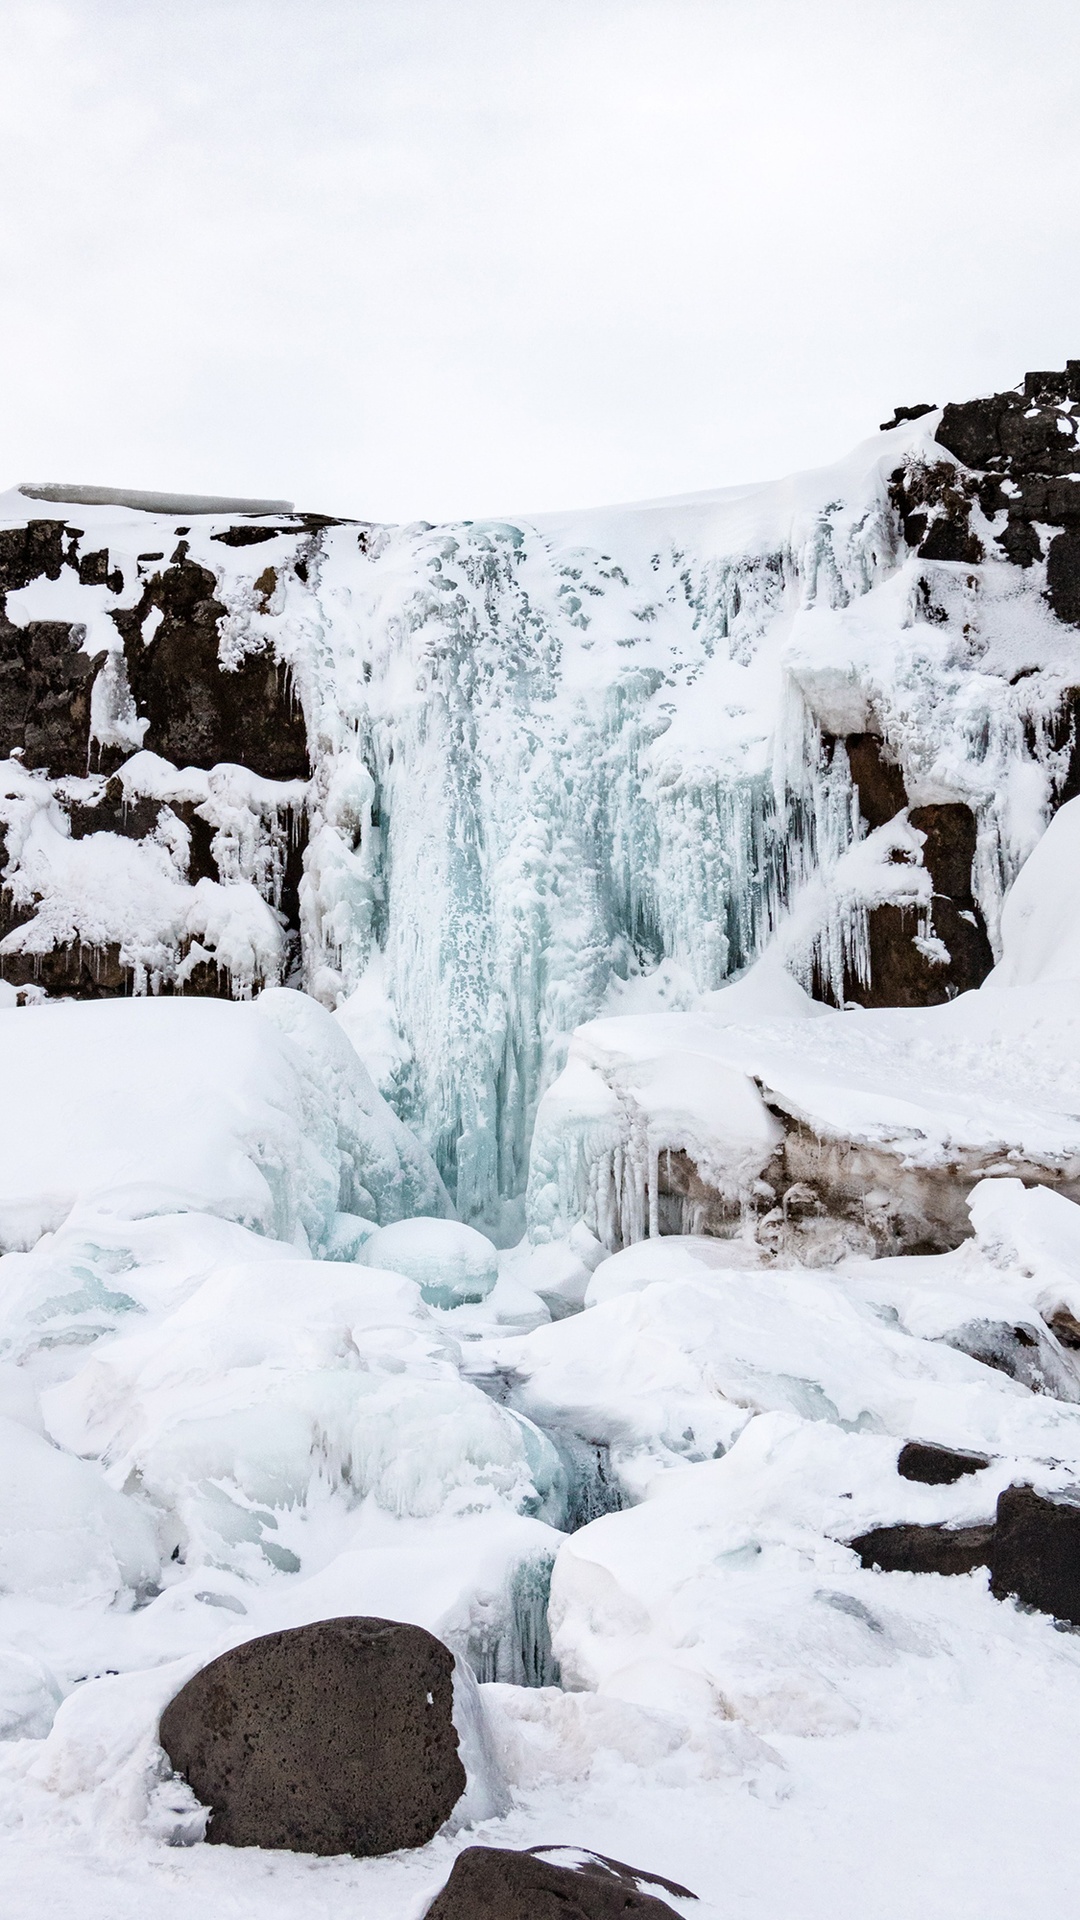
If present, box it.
[1,368,1078,1230]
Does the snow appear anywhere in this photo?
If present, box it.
[4,428,1080,1916]
[360,1218,499,1308]
[527,943,1080,1255]
[0,991,447,1254]
[6,412,1076,1228]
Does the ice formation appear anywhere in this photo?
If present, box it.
[4,374,1079,1233]
[2,369,1080,1914]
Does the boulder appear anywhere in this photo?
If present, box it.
[991,1484,1080,1626]
[423,1845,696,1920]
[897,1440,991,1485]
[159,1616,465,1855]
[850,1523,994,1575]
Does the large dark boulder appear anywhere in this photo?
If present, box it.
[991,1484,1080,1625]
[423,1845,696,1920]
[159,1617,465,1856]
[850,1522,994,1575]
[897,1440,991,1485]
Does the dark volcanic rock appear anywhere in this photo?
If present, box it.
[879,403,936,431]
[897,1440,991,1485]
[930,365,1080,589]
[66,776,163,842]
[850,1523,994,1575]
[935,396,1007,472]
[211,524,295,547]
[889,460,982,562]
[0,935,132,998]
[115,555,309,778]
[843,733,907,831]
[0,616,99,773]
[991,1484,1080,1625]
[1046,531,1080,626]
[423,1845,696,1920]
[0,518,68,593]
[158,1617,465,1856]
[828,781,994,1009]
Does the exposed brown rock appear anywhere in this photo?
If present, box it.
[65,776,162,842]
[849,1523,994,1575]
[423,1845,696,1920]
[879,403,935,432]
[0,617,98,774]
[889,460,982,563]
[991,1484,1080,1624]
[159,1617,465,1856]
[1046,531,1080,626]
[897,1440,991,1485]
[843,733,907,831]
[0,938,132,998]
[115,555,309,778]
[0,519,69,593]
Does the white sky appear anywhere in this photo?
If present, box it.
[2,0,1079,522]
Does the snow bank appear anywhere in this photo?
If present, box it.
[984,794,1080,989]
[0,1414,158,1603]
[549,1410,1080,1740]
[527,965,1080,1254]
[497,1226,1080,1501]
[0,992,447,1254]
[360,1218,499,1308]
[42,1259,569,1575]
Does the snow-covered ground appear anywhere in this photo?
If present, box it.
[3,955,1080,1913]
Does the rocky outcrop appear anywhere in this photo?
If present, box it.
[814,732,995,1008]
[896,1440,991,1485]
[0,511,315,1001]
[158,1617,464,1855]
[111,547,308,779]
[991,1484,1080,1626]
[916,363,1080,638]
[849,1522,995,1576]
[423,1845,696,1920]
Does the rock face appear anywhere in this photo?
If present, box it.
[928,362,1080,610]
[112,547,309,779]
[849,1523,995,1576]
[158,1617,465,1855]
[423,1845,696,1920]
[819,731,995,1007]
[991,1485,1080,1626]
[897,1440,991,1485]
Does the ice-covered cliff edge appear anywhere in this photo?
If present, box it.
[2,367,1078,1231]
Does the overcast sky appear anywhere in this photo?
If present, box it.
[2,0,1079,522]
